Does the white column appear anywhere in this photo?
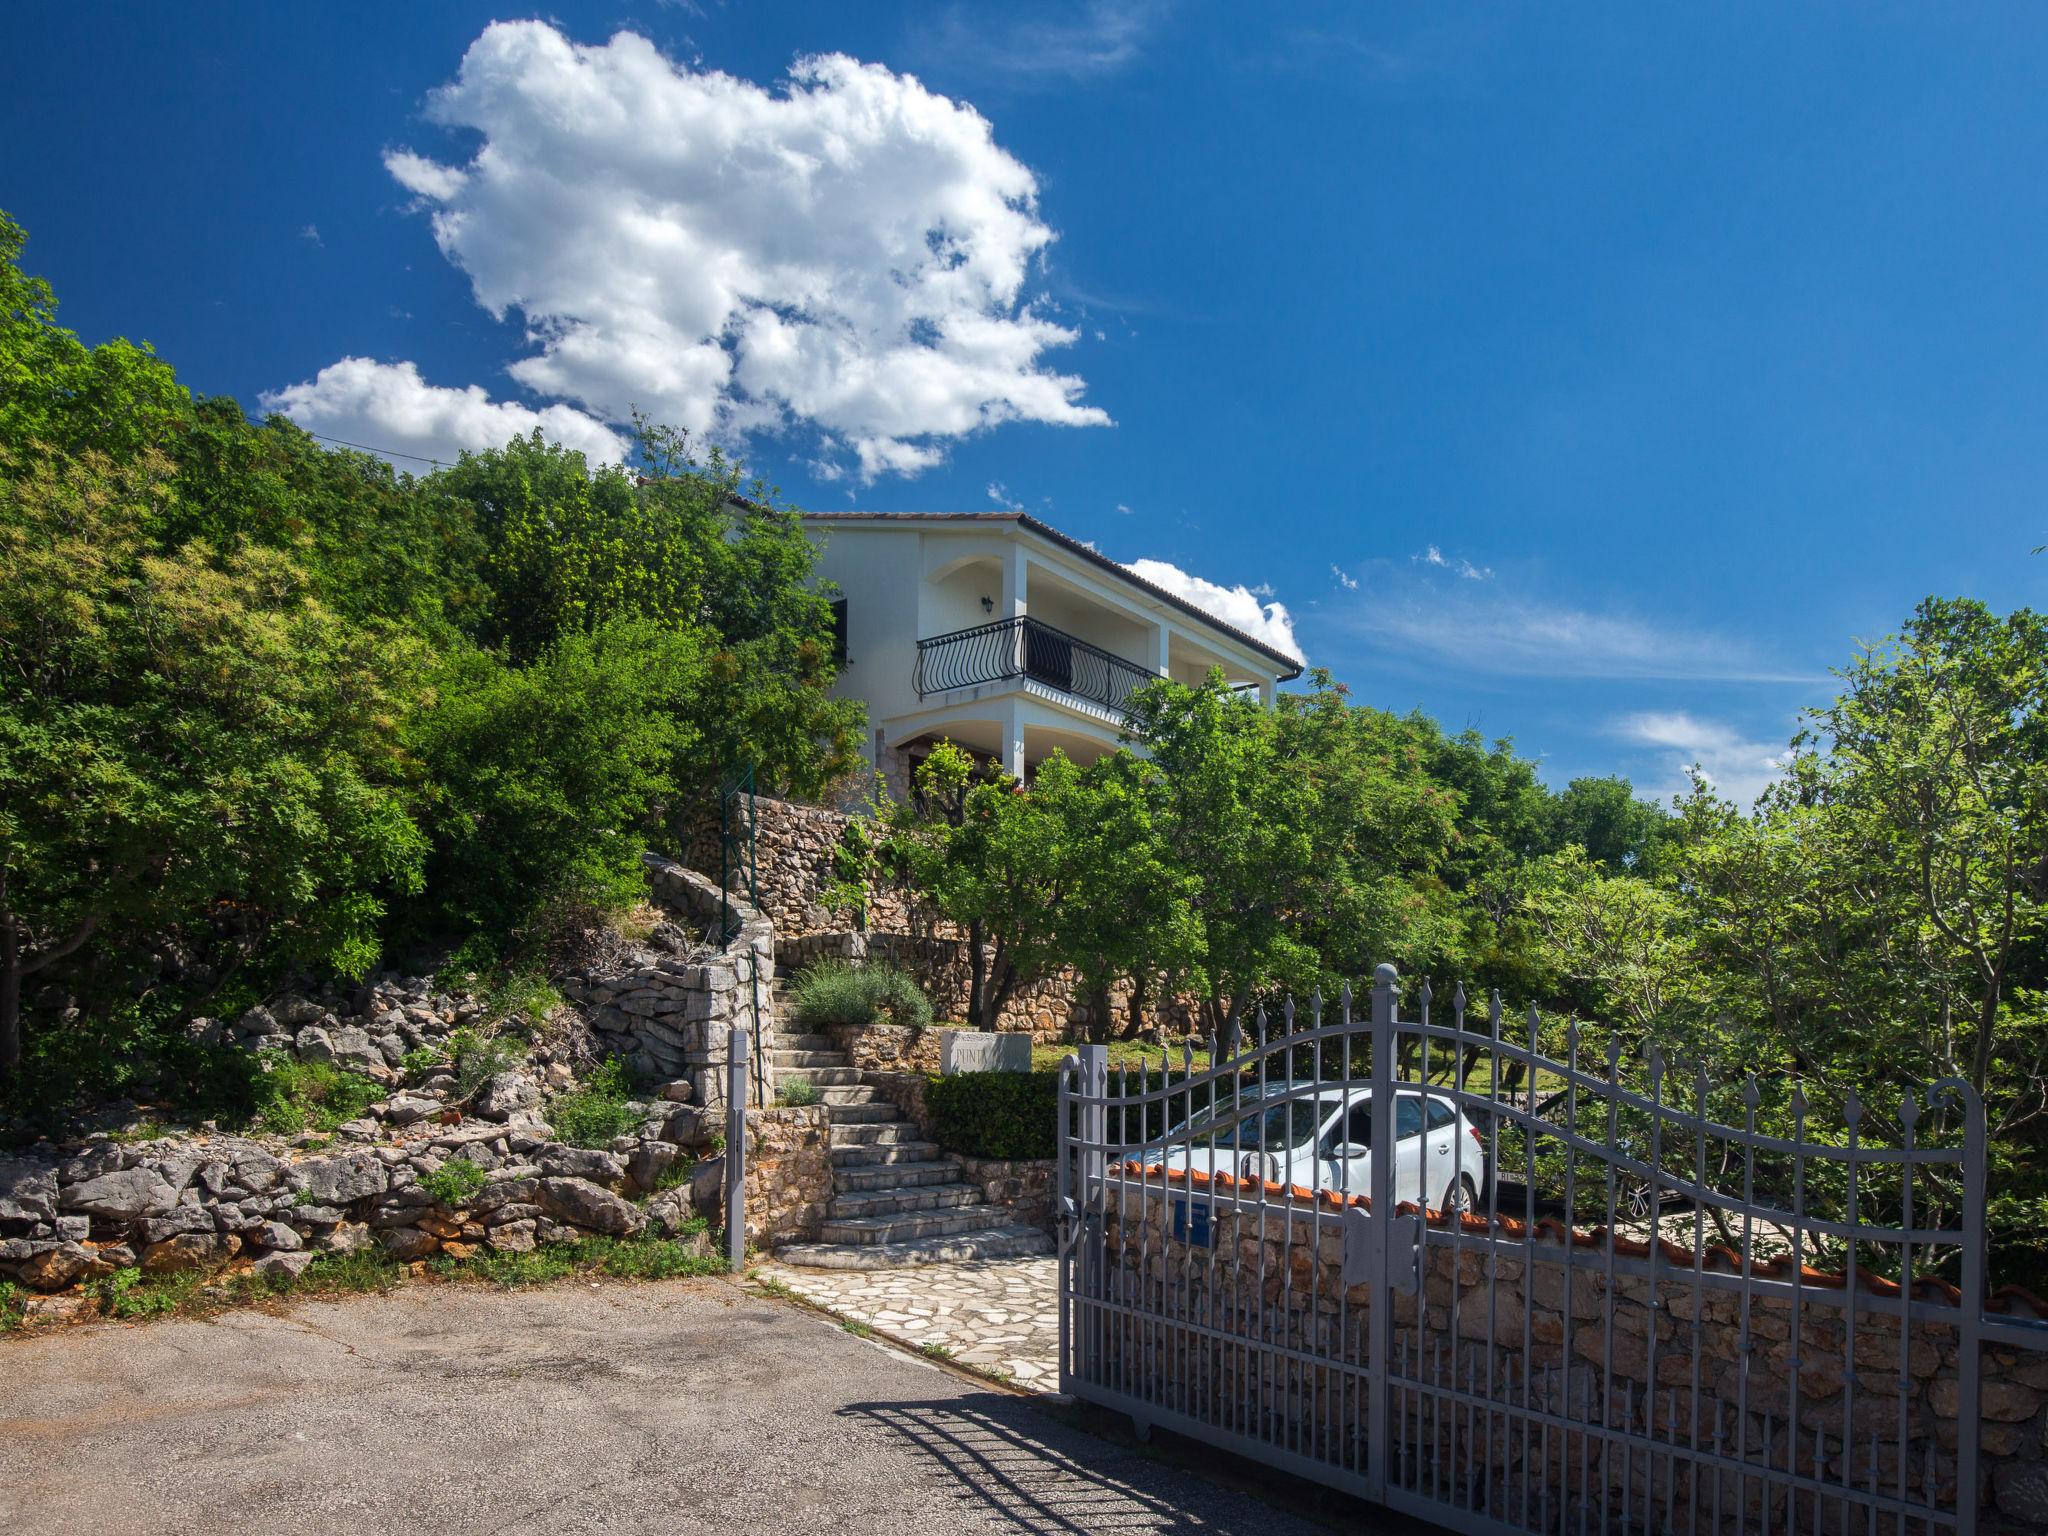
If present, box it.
[1003,696,1026,779]
[1259,675,1277,708]
[1153,620,1172,680]
[1000,545,1029,620]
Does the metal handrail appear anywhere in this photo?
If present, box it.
[914,615,1158,715]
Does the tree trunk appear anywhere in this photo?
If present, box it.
[1121,972,1150,1041]
[966,918,988,1030]
[1086,982,1113,1045]
[0,961,19,1088]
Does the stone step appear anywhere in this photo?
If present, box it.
[824,1101,898,1125]
[827,1182,985,1220]
[774,1224,1055,1271]
[767,1032,835,1053]
[774,1065,859,1087]
[830,1139,945,1166]
[828,1122,922,1147]
[832,1157,962,1191]
[770,1056,860,1081]
[817,1205,1016,1246]
[818,1085,884,1106]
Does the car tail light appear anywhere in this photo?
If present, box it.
[1468,1125,1485,1149]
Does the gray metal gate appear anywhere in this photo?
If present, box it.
[1057,965,2045,1534]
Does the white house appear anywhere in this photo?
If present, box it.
[802,511,1303,789]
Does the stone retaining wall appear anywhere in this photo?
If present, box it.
[1087,1183,2048,1533]
[556,855,776,1108]
[958,1156,1056,1233]
[739,1105,832,1246]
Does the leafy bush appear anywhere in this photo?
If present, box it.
[421,1155,487,1208]
[0,1280,24,1331]
[787,960,932,1032]
[923,1070,1063,1160]
[448,1027,524,1098]
[251,1053,386,1136]
[430,1233,722,1288]
[550,1058,636,1149]
[775,1077,818,1107]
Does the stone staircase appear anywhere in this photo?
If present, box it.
[764,971,1053,1271]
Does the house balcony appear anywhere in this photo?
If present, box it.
[914,616,1159,719]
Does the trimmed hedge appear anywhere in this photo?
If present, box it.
[924,1067,1176,1161]
[925,1070,1062,1160]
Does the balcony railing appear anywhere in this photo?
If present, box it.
[914,616,1158,716]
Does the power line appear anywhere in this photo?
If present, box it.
[299,429,454,467]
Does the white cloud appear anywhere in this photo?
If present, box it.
[261,357,628,469]
[913,0,1169,83]
[1345,588,1821,684]
[1417,544,1494,581]
[987,481,1024,511]
[1615,711,1788,809]
[1115,501,1133,515]
[1124,557,1302,662]
[1331,564,1359,591]
[299,223,322,246]
[384,149,468,202]
[370,23,1107,480]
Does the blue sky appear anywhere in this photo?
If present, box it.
[5,2,2044,805]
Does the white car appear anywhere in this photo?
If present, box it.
[1153,1082,1490,1214]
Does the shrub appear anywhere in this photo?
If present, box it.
[775,1077,818,1107]
[448,1027,524,1098]
[923,1070,1062,1160]
[550,1058,636,1149]
[399,1044,446,1080]
[251,1053,386,1136]
[421,1155,487,1208]
[787,960,932,1033]
[0,1280,24,1331]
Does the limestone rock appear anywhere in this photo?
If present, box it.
[142,1232,235,1272]
[315,1222,374,1255]
[297,1152,388,1206]
[380,1095,442,1127]
[642,1189,696,1240]
[20,1241,102,1289]
[486,1220,538,1253]
[0,1159,59,1227]
[64,1166,178,1220]
[536,1146,626,1186]
[472,1071,541,1121]
[533,1177,644,1237]
[326,1026,386,1072]
[625,1141,683,1195]
[251,1221,303,1252]
[294,1026,336,1063]
[377,1226,439,1260]
[689,1156,726,1222]
[250,1250,317,1281]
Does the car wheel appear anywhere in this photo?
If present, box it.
[1443,1175,1477,1218]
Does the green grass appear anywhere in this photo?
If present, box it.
[1030,1039,1216,1072]
[644,1156,695,1195]
[250,1053,387,1136]
[83,1250,409,1323]
[917,1341,955,1361]
[550,1058,637,1149]
[428,1234,725,1288]
[840,1318,874,1338]
[419,1155,487,1208]
[109,1118,175,1144]
[0,1280,25,1332]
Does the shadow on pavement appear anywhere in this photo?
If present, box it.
[841,1393,1301,1535]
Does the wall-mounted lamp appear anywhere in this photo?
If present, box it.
[981,595,994,615]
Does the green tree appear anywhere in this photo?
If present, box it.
[0,441,425,1082]
[406,619,705,943]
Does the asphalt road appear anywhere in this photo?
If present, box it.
[0,1278,1361,1535]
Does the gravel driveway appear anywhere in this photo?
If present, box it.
[0,1278,1355,1535]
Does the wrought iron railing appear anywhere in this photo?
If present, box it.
[914,616,1158,715]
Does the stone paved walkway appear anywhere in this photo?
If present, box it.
[757,1255,1061,1391]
